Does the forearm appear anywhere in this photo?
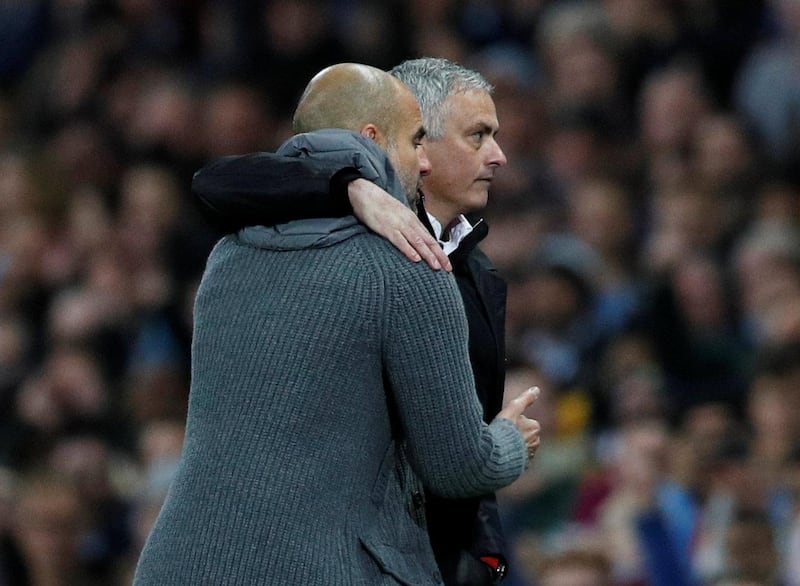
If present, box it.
[417,419,526,499]
[384,268,526,498]
[192,152,358,232]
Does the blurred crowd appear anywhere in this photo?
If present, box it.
[1,0,800,585]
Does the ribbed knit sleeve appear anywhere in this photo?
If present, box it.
[379,257,527,498]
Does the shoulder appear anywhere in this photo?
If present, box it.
[350,234,461,301]
[372,236,458,284]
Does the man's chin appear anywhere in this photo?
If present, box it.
[466,190,490,211]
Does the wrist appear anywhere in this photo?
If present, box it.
[330,167,362,207]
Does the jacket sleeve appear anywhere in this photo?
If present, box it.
[381,260,527,499]
[472,494,507,557]
[191,152,363,232]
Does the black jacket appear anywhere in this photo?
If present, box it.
[192,152,510,585]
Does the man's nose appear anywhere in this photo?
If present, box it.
[418,145,432,176]
[489,138,507,167]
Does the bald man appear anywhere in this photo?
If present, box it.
[133,64,538,586]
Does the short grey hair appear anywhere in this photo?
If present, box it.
[390,58,493,140]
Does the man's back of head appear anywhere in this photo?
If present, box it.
[293,63,401,139]
[292,62,429,205]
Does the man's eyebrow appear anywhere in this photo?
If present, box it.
[470,121,498,135]
[415,126,427,141]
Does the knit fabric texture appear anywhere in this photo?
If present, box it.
[133,131,526,585]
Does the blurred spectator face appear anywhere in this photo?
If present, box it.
[412,26,468,64]
[138,419,185,471]
[0,154,40,218]
[546,124,603,187]
[671,255,728,332]
[711,444,766,511]
[683,402,735,452]
[47,282,124,346]
[509,269,586,332]
[12,476,88,579]
[548,34,618,106]
[480,207,546,273]
[756,182,800,225]
[538,3,618,106]
[736,248,800,316]
[263,0,327,54]
[734,226,800,342]
[409,0,455,24]
[675,402,736,490]
[538,549,612,586]
[541,565,608,586]
[603,0,676,42]
[16,347,107,433]
[725,511,779,584]
[601,332,658,384]
[117,164,181,296]
[0,214,48,310]
[337,3,398,65]
[610,369,665,425]
[615,418,669,487]
[125,365,188,424]
[118,164,180,236]
[422,90,507,221]
[125,74,201,160]
[569,178,634,259]
[640,67,710,154]
[47,38,102,119]
[203,84,274,157]
[65,187,113,259]
[762,294,800,343]
[692,114,754,187]
[48,436,114,507]
[642,186,724,274]
[748,378,795,441]
[44,121,120,191]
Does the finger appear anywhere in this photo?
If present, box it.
[512,386,540,414]
[518,417,541,442]
[497,386,540,421]
[385,229,425,264]
[409,232,451,272]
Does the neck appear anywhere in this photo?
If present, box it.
[423,198,458,237]
[440,217,462,242]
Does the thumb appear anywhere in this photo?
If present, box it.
[498,386,539,421]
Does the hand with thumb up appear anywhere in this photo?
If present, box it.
[495,386,541,465]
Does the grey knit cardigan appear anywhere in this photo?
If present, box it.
[133,130,526,586]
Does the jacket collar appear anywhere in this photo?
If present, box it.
[416,193,489,265]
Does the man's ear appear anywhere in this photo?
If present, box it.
[360,124,381,144]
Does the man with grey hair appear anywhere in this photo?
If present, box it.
[193,58,527,585]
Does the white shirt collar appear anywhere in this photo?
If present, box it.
[426,213,475,256]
